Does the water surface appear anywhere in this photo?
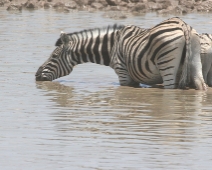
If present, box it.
[0,9,212,170]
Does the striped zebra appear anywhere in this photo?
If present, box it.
[35,24,124,81]
[199,33,212,87]
[110,17,206,90]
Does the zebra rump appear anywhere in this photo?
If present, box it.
[110,17,206,90]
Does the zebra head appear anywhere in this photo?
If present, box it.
[35,32,73,81]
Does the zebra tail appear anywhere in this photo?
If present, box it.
[178,22,192,89]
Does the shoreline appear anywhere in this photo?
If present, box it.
[1,0,212,19]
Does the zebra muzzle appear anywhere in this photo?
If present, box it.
[35,66,50,81]
[35,75,49,81]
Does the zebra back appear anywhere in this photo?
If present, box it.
[200,33,212,54]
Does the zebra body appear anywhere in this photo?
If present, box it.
[200,33,212,86]
[110,17,206,90]
[35,24,124,81]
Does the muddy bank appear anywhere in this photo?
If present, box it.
[1,0,212,19]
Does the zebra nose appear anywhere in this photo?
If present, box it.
[35,75,49,81]
[35,66,44,77]
[35,66,45,81]
[35,75,42,81]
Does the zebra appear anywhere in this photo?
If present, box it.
[35,24,124,81]
[199,33,212,87]
[110,17,206,90]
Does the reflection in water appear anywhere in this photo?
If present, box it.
[36,81,210,145]
[35,81,212,169]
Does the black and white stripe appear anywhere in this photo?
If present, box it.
[200,33,212,86]
[35,24,124,81]
[110,17,206,90]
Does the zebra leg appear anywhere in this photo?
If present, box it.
[189,34,207,90]
[114,66,140,87]
[201,53,212,85]
[157,42,184,89]
[207,66,212,87]
[110,45,139,87]
[159,63,180,89]
[201,48,212,86]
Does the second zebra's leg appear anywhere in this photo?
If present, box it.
[189,33,207,90]
[207,66,212,87]
[201,53,211,85]
[201,48,212,86]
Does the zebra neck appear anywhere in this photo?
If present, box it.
[67,26,122,66]
[71,37,112,66]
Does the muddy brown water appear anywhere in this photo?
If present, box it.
[1,9,212,169]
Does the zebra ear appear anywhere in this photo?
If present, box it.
[60,31,70,46]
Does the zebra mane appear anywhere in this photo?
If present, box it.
[55,24,124,46]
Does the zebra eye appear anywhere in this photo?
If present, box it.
[51,46,63,58]
[52,53,58,58]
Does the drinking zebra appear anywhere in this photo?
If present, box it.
[200,33,212,87]
[110,17,206,90]
[35,24,124,81]
[35,18,206,90]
